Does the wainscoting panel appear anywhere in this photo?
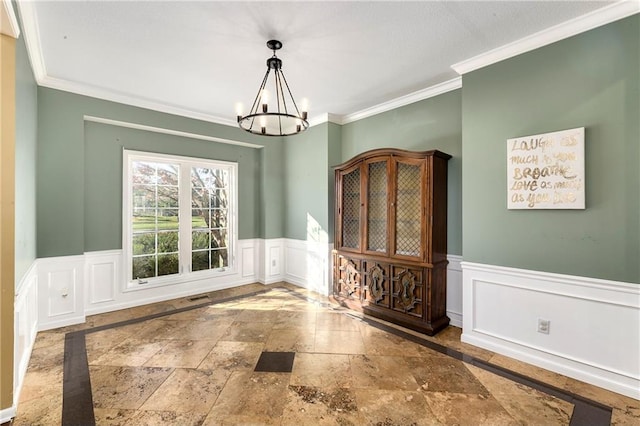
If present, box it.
[241,242,256,278]
[85,250,119,305]
[269,246,281,277]
[461,261,640,399]
[261,238,285,284]
[283,240,331,295]
[37,255,86,331]
[13,261,38,411]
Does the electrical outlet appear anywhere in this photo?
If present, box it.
[537,318,550,334]
[272,259,276,267]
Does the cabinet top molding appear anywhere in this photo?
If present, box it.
[334,148,451,170]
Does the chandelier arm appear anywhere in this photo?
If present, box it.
[278,69,303,117]
[274,70,284,134]
[248,69,271,131]
[275,70,288,116]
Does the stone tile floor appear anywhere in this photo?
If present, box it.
[11,283,640,425]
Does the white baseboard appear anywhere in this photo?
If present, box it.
[0,406,16,424]
[461,261,640,400]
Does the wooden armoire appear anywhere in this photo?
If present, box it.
[332,148,451,335]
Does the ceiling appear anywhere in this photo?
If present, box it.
[17,1,630,127]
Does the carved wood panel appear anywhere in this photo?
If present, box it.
[391,265,423,318]
[362,261,390,308]
[336,255,362,300]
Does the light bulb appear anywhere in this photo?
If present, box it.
[235,103,243,122]
[260,116,266,134]
[261,90,269,113]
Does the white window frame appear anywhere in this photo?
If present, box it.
[123,149,238,291]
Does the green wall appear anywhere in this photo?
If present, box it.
[14,18,37,285]
[327,122,342,241]
[278,121,347,245]
[283,123,331,242]
[260,136,286,239]
[462,15,639,283]
[37,88,281,257]
[340,90,463,255]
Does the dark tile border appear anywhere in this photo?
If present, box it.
[62,332,95,426]
[61,286,613,426]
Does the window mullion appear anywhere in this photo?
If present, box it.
[179,163,192,274]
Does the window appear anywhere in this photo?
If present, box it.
[123,150,237,288]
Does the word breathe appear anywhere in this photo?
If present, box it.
[512,164,577,180]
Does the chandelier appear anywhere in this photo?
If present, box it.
[237,40,309,136]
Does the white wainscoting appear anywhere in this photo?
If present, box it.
[461,261,640,399]
[32,240,463,331]
[85,250,119,307]
[35,240,260,327]
[83,239,260,316]
[446,255,463,328]
[37,255,86,331]
[12,261,38,418]
[257,238,286,284]
[283,239,332,296]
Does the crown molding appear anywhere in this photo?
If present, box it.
[308,113,329,127]
[452,0,640,75]
[40,74,238,127]
[1,0,20,38]
[16,0,45,80]
[308,113,343,126]
[84,115,263,149]
[326,113,343,125]
[339,77,462,125]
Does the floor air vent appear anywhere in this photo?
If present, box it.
[187,294,210,302]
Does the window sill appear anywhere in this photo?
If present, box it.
[123,267,238,293]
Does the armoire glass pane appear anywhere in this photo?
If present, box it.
[367,162,387,252]
[395,163,421,256]
[342,169,360,249]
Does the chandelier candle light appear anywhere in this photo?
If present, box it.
[237,40,309,136]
